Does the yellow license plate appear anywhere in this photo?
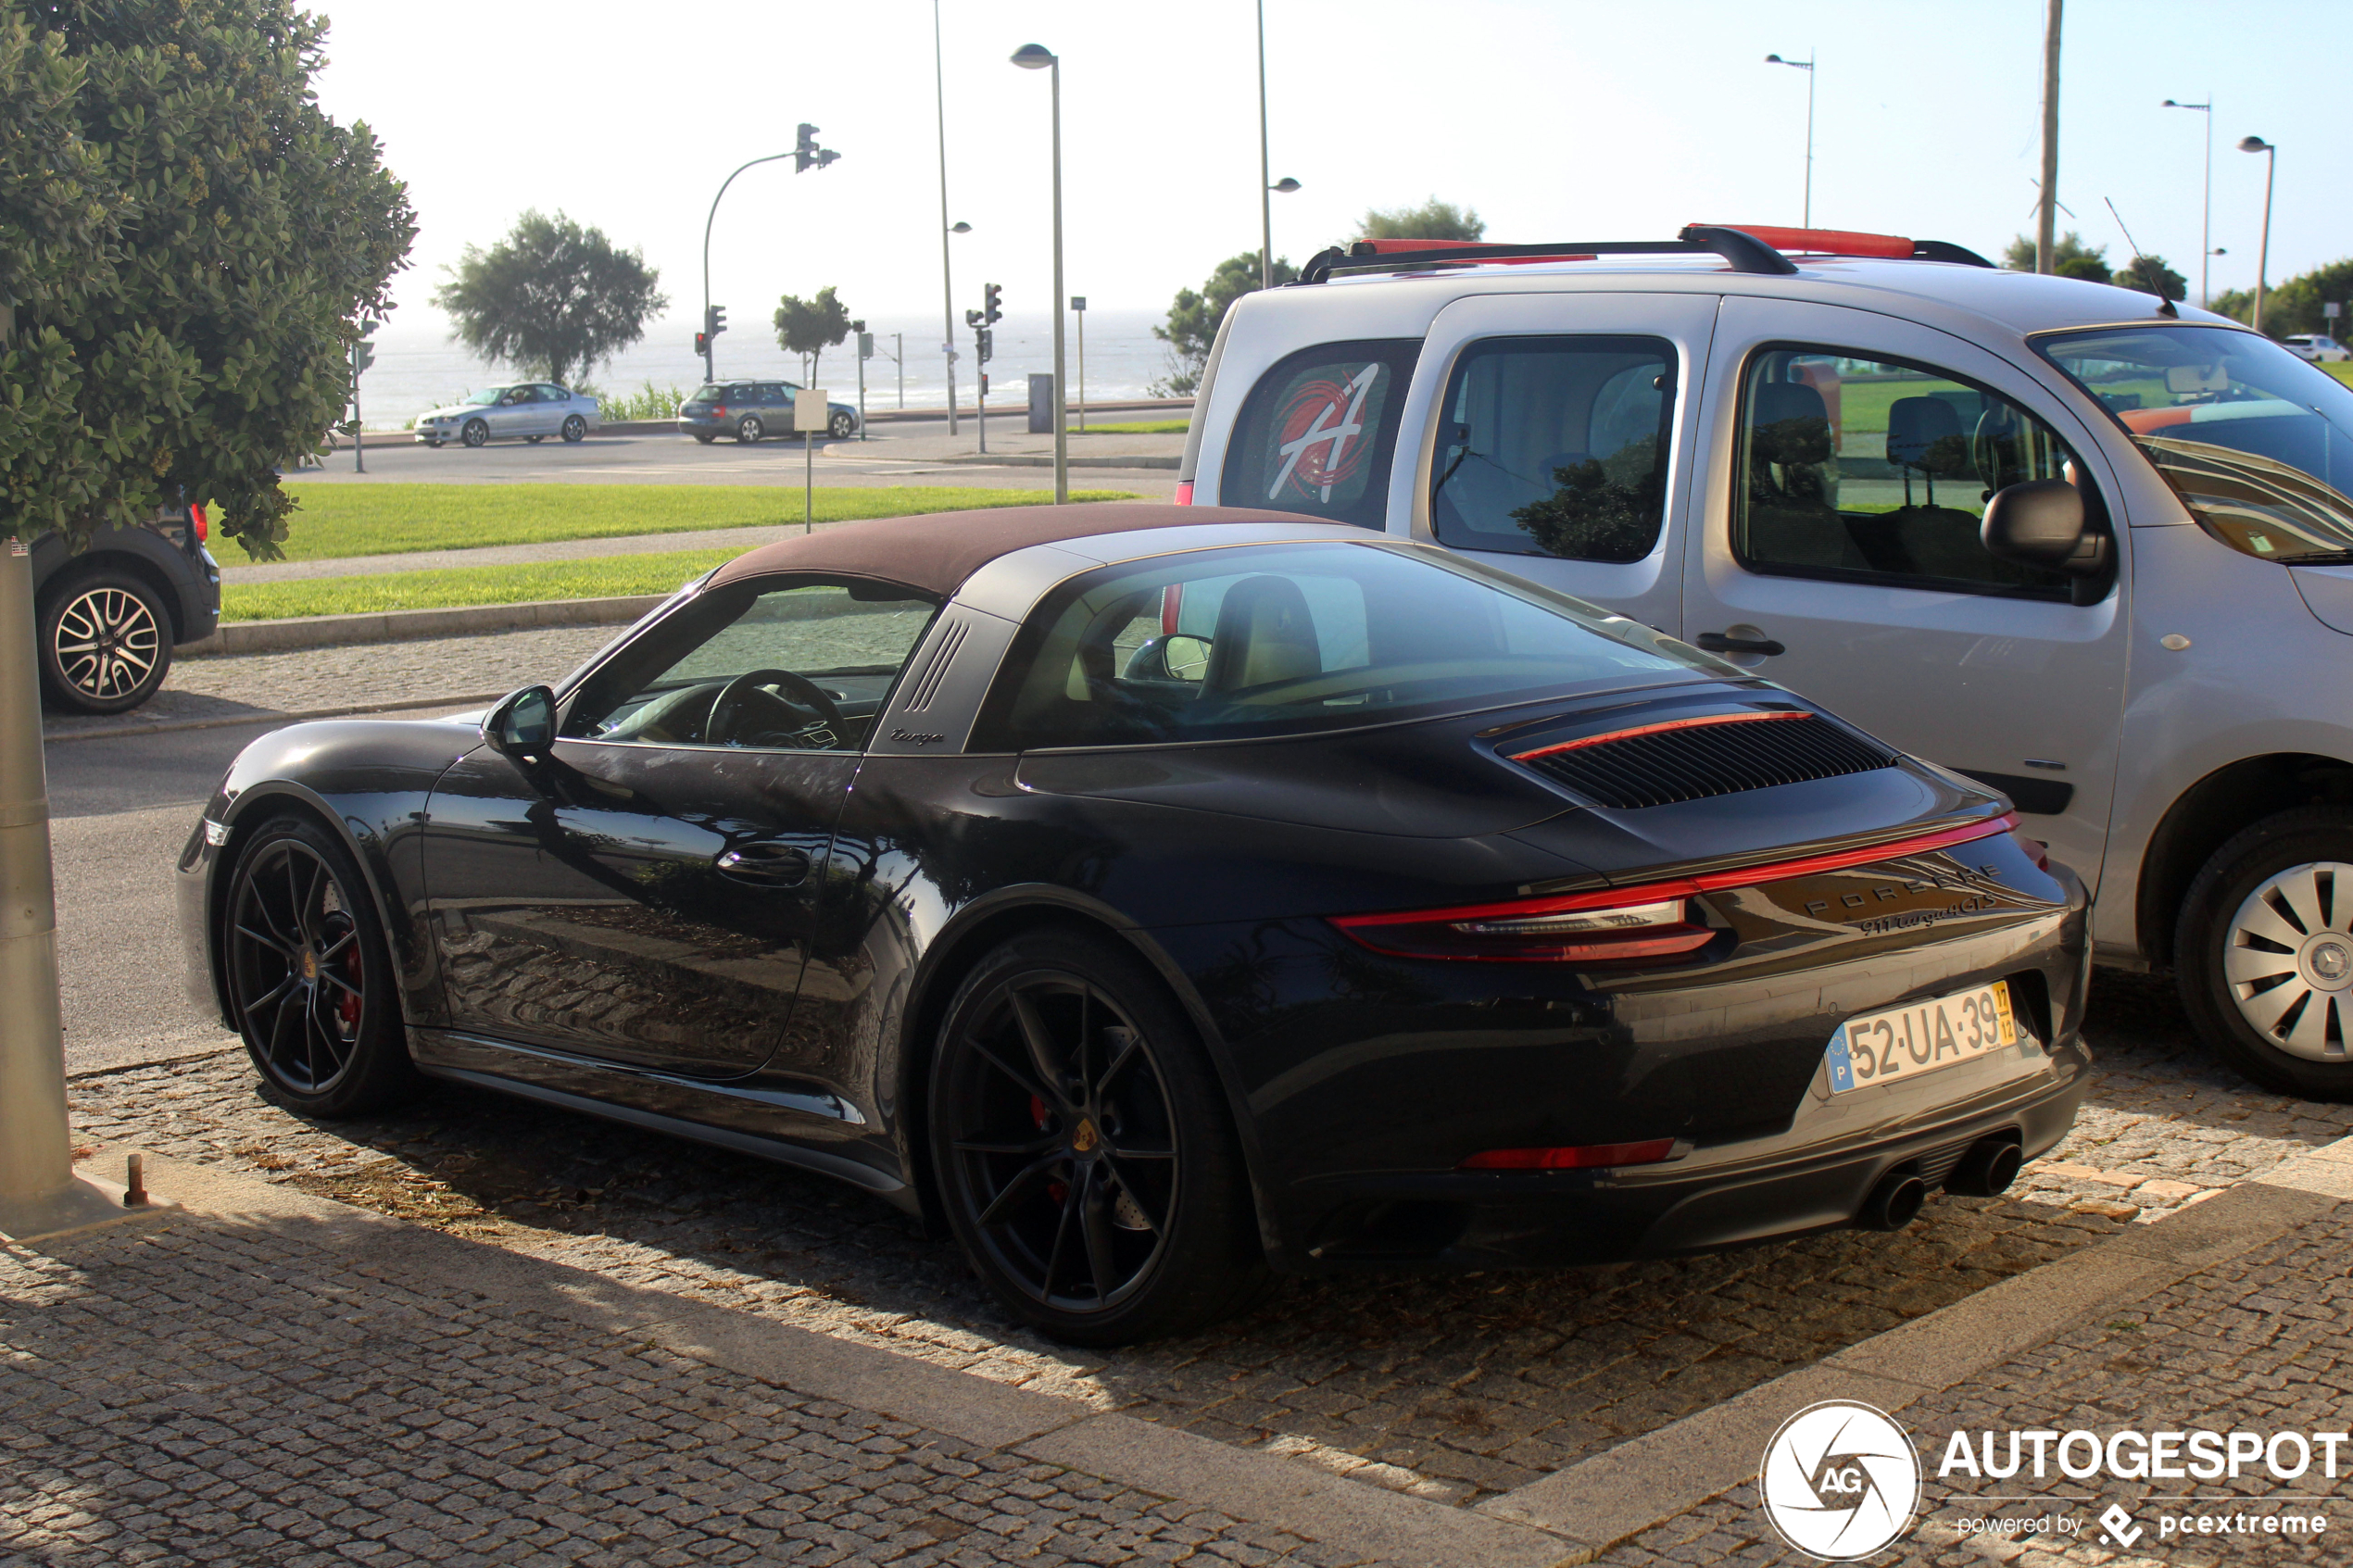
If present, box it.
[1826,980,2017,1093]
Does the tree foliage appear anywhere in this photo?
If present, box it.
[773,286,850,384]
[0,0,414,558]
[2001,231,2110,274]
[2208,258,2353,339]
[434,210,665,393]
[1359,197,1485,243]
[1151,251,1295,396]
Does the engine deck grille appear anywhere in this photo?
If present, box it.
[1511,711,1896,809]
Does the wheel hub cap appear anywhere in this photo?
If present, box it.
[298,948,318,981]
[2224,860,2353,1060]
[1071,1117,1100,1154]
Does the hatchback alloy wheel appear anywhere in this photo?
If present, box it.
[48,583,160,704]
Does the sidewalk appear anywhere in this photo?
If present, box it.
[0,1150,1564,1568]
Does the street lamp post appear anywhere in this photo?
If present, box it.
[2163,97,2214,307]
[934,0,961,435]
[1764,53,1816,228]
[1013,43,1067,505]
[702,130,836,383]
[1253,2,1305,289]
[2241,136,2276,332]
[1267,176,1301,286]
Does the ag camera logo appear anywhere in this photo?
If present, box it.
[1761,1400,1923,1560]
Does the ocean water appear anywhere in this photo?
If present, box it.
[354,307,1180,429]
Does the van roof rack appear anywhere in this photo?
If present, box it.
[1296,225,1995,285]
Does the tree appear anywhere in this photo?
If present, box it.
[2002,231,2108,277]
[774,287,851,384]
[2113,254,2188,303]
[1359,197,1485,243]
[0,0,414,558]
[1151,251,1296,396]
[2225,258,2353,339]
[434,211,665,394]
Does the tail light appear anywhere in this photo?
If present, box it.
[1173,481,1194,506]
[188,502,208,542]
[1329,812,2020,965]
[1459,1139,1677,1171]
[711,405,728,417]
[2017,836,2051,872]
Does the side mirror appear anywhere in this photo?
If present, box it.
[1982,479,2112,604]
[484,684,556,760]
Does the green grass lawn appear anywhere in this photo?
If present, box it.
[247,483,1139,563]
[1075,419,1189,435]
[221,549,746,621]
[2322,362,2353,389]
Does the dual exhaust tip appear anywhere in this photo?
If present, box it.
[1855,1135,2023,1232]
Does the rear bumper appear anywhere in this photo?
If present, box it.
[1288,1052,2087,1271]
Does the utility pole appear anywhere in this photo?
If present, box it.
[2036,0,2063,274]
[351,333,375,473]
[1072,296,1087,432]
[1257,0,1274,291]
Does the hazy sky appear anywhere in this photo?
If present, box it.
[312,0,2348,343]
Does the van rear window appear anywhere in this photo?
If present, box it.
[1219,339,1420,528]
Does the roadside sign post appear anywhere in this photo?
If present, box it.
[351,338,375,473]
[2328,301,2342,343]
[854,329,873,441]
[896,332,904,408]
[1071,296,1087,431]
[795,388,828,533]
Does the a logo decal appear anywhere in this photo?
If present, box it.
[2097,1503,2145,1548]
[889,728,946,746]
[1267,363,1380,503]
[1760,1400,1921,1560]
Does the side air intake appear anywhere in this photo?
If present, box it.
[902,616,971,713]
[1510,711,1895,809]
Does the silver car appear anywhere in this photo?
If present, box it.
[414,383,600,447]
[1179,224,2353,1101]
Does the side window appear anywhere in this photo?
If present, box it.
[1218,339,1420,528]
[1737,347,2077,596]
[561,579,938,752]
[759,383,787,404]
[1431,335,1676,561]
[537,384,566,401]
[727,383,756,403]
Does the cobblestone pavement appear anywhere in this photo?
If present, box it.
[43,625,627,739]
[0,1214,1351,1568]
[63,975,2347,1512]
[1597,1200,2353,1566]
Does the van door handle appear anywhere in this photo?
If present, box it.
[1694,632,1787,657]
[714,843,811,887]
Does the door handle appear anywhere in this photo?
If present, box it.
[1693,631,1787,658]
[714,843,812,887]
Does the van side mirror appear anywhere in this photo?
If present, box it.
[1982,479,2112,604]
[484,684,556,760]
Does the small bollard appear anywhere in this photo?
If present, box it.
[123,1152,146,1208]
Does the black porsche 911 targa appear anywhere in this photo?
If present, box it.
[181,503,2090,1343]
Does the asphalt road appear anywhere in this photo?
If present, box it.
[44,708,475,1075]
[295,420,1181,495]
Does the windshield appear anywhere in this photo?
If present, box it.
[974,541,1724,750]
[2040,325,2353,563]
[461,387,507,406]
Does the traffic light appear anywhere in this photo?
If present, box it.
[983,282,1002,325]
[352,341,375,374]
[795,123,838,173]
[695,332,709,357]
[976,329,993,363]
[705,304,727,337]
[964,308,983,329]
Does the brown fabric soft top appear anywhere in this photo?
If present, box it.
[702,503,1329,598]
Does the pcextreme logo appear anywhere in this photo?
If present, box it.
[1759,1400,1923,1561]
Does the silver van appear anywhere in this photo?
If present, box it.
[1177,225,2353,1099]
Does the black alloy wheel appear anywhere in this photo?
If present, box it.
[223,817,421,1117]
[930,930,1267,1344]
[560,414,586,443]
[829,410,855,439]
[737,416,763,444]
[37,571,171,714]
[2179,805,2353,1100]
[461,419,489,447]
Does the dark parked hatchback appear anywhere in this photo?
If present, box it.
[678,381,860,444]
[31,501,220,713]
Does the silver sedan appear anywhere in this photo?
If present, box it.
[413,383,601,447]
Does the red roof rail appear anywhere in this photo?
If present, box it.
[1692,225,1994,268]
[1298,225,1991,285]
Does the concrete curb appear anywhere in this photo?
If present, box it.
[937,453,1180,470]
[179,593,665,658]
[86,1147,1583,1568]
[1472,1141,2353,1557]
[43,692,507,745]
